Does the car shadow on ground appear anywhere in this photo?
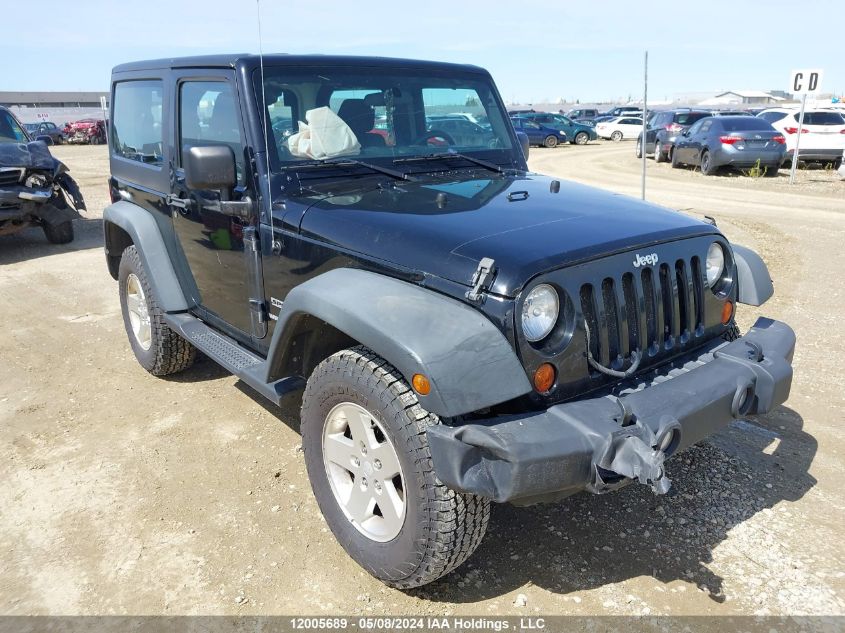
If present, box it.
[0,217,103,266]
[410,404,815,604]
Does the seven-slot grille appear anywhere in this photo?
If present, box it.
[0,168,24,187]
[579,256,705,370]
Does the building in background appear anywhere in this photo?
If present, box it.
[0,91,109,126]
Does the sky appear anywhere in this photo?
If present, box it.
[3,0,842,104]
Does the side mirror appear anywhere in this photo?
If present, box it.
[516,131,530,160]
[35,135,53,145]
[184,144,236,192]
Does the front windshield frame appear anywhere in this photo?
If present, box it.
[251,65,522,174]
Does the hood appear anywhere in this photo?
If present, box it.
[0,141,58,171]
[296,172,719,297]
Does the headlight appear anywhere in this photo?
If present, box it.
[706,242,726,287]
[521,284,559,342]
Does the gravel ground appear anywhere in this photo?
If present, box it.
[1,143,843,617]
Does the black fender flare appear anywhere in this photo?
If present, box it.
[265,268,533,418]
[102,200,191,312]
[732,244,774,306]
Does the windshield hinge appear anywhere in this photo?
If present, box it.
[466,257,496,303]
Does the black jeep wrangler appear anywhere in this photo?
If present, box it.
[104,54,795,588]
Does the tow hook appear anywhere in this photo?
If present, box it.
[591,415,674,495]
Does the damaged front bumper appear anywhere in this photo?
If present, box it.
[427,317,795,505]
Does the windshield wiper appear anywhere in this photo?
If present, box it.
[393,152,503,174]
[286,157,414,181]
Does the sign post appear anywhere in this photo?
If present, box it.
[100,95,108,146]
[789,69,823,184]
[641,50,647,201]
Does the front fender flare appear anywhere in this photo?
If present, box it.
[266,268,532,418]
[732,244,774,306]
[103,200,191,312]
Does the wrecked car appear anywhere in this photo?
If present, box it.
[65,118,106,145]
[104,55,795,589]
[0,106,85,243]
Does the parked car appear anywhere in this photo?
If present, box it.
[425,117,495,147]
[66,118,107,145]
[518,112,597,145]
[602,106,643,118]
[23,121,64,145]
[671,116,786,176]
[636,109,711,161]
[0,106,85,243]
[595,116,643,141]
[565,108,599,124]
[104,53,794,591]
[757,108,845,167]
[510,116,568,147]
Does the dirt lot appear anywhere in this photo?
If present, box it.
[1,143,844,617]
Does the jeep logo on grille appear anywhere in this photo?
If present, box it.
[633,253,659,268]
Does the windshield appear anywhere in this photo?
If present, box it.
[0,110,29,143]
[254,66,515,170]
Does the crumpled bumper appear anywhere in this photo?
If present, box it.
[427,317,795,505]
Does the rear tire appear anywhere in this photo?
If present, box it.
[654,140,665,163]
[42,220,74,244]
[700,150,716,175]
[764,164,780,177]
[574,131,589,145]
[301,346,490,589]
[118,245,195,376]
[543,135,558,148]
[610,130,623,142]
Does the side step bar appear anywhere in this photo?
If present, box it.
[164,313,305,407]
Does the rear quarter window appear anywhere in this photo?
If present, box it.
[111,80,164,166]
[799,111,845,126]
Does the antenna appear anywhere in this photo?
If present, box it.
[256,0,276,243]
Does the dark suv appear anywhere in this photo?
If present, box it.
[637,109,711,162]
[104,54,795,589]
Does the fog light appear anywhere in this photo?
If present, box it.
[721,300,735,325]
[412,374,431,395]
[533,363,556,393]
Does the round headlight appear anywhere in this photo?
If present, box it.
[521,284,559,342]
[705,242,725,288]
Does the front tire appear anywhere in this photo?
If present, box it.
[635,139,643,158]
[118,245,195,376]
[543,135,558,148]
[301,346,490,589]
[42,220,74,244]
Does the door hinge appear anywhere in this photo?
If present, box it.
[466,257,496,303]
[166,194,192,210]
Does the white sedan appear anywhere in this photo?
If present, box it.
[596,116,643,141]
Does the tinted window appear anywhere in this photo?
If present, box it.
[111,80,164,165]
[0,109,29,142]
[799,111,845,126]
[180,81,244,182]
[758,111,787,124]
[675,112,708,125]
[719,118,775,132]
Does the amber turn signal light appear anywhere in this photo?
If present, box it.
[533,363,556,393]
[721,300,735,325]
[412,374,431,395]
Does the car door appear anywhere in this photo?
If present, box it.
[678,119,703,163]
[169,71,259,338]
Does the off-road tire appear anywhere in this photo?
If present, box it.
[42,220,74,244]
[118,245,195,376]
[301,346,490,589]
[573,131,589,145]
[543,135,558,148]
[723,322,741,341]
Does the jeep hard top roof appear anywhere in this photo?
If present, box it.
[112,54,488,75]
